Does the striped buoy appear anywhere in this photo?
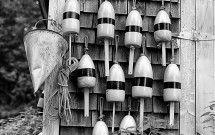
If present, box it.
[125,3,142,75]
[97,1,115,76]
[77,37,96,117]
[62,0,80,35]
[154,6,171,66]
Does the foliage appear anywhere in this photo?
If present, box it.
[0,0,43,108]
[200,101,215,134]
[0,107,42,135]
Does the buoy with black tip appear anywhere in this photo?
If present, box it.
[132,36,153,134]
[97,0,115,76]
[125,0,142,75]
[106,35,125,133]
[92,97,109,135]
[119,97,136,135]
[62,0,80,65]
[77,36,96,117]
[163,41,181,127]
[154,0,171,66]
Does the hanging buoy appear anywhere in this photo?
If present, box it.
[119,97,136,135]
[92,97,109,135]
[163,43,181,127]
[154,1,171,66]
[125,0,142,75]
[97,0,115,76]
[77,37,96,117]
[62,0,80,35]
[106,35,125,133]
[132,37,153,134]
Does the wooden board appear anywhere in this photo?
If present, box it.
[179,0,196,134]
[196,0,215,134]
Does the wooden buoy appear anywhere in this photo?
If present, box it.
[62,0,80,65]
[125,0,142,75]
[106,35,125,133]
[154,0,171,66]
[97,0,115,76]
[132,37,153,133]
[77,37,96,117]
[119,97,136,135]
[92,97,109,135]
[163,43,181,127]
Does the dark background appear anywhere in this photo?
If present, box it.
[0,0,43,118]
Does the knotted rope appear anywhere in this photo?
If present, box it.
[43,57,78,126]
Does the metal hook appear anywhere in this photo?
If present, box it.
[132,0,137,10]
[84,36,89,54]
[128,97,131,115]
[99,97,104,120]
[114,35,119,63]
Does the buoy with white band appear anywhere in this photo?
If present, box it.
[163,41,181,127]
[132,37,153,133]
[77,36,96,117]
[125,0,142,75]
[97,0,115,76]
[154,0,171,66]
[106,35,125,133]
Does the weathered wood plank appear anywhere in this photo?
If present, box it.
[61,110,92,126]
[180,0,196,134]
[153,96,179,113]
[151,0,178,2]
[80,0,98,13]
[60,127,92,135]
[75,28,96,44]
[108,0,128,15]
[196,0,215,134]
[80,12,94,28]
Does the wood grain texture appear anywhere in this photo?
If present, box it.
[60,127,92,135]
[80,0,98,13]
[128,0,146,15]
[196,0,215,134]
[180,0,196,134]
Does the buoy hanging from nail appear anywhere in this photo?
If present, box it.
[119,97,136,135]
[163,42,181,127]
[106,35,125,133]
[92,97,109,135]
[97,0,115,76]
[62,0,80,65]
[154,0,171,66]
[125,0,142,75]
[132,37,153,134]
[77,37,96,117]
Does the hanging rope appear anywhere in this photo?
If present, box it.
[58,57,78,123]
[43,57,78,126]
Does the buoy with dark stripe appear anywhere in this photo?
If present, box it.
[92,97,109,135]
[97,0,115,76]
[62,0,80,35]
[132,36,153,133]
[119,97,136,135]
[154,1,171,66]
[106,35,125,133]
[77,37,96,117]
[163,42,181,127]
[125,1,142,75]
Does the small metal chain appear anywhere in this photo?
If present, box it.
[84,36,89,54]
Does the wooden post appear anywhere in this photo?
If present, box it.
[42,0,65,135]
[180,0,196,134]
[195,0,215,134]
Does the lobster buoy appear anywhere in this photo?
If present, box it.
[125,2,142,75]
[106,35,125,133]
[97,1,115,76]
[163,43,181,127]
[119,98,136,135]
[62,0,80,35]
[163,64,181,127]
[77,37,96,117]
[92,97,109,135]
[154,8,171,66]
